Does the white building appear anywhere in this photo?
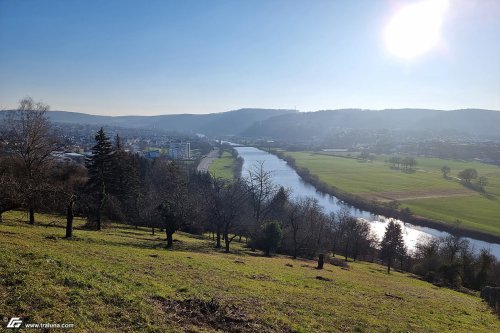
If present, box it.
[169,142,190,159]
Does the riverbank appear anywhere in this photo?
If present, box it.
[268,149,500,245]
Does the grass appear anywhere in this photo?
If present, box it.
[283,151,500,235]
[208,151,235,180]
[1,211,499,332]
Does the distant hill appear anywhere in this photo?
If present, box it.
[241,108,500,139]
[0,108,297,136]
[2,108,499,139]
[50,108,298,135]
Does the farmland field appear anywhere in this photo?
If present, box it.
[283,151,500,235]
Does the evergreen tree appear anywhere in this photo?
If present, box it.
[256,220,283,256]
[112,133,141,225]
[85,128,115,230]
[380,220,405,273]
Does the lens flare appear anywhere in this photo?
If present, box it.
[384,0,449,59]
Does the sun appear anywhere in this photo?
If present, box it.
[384,0,449,59]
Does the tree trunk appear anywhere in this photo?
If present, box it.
[293,230,298,259]
[317,254,324,269]
[225,235,230,253]
[166,230,173,248]
[96,209,102,231]
[387,259,392,273]
[152,227,155,235]
[29,207,35,225]
[216,228,221,248]
[65,199,74,238]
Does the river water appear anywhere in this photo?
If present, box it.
[234,146,500,258]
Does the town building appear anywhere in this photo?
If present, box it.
[169,142,190,159]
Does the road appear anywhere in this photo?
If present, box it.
[196,148,219,173]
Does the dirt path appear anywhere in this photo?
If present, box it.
[361,188,475,201]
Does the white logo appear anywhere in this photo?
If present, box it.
[6,317,23,328]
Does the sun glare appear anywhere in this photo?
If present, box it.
[384,0,449,59]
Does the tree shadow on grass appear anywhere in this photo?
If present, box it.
[80,232,220,253]
[460,181,496,199]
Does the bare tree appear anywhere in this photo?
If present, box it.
[458,168,478,183]
[246,161,276,249]
[5,97,58,224]
[477,176,488,192]
[283,199,305,259]
[157,162,193,248]
[49,163,87,238]
[221,179,251,253]
[441,165,451,178]
[441,234,468,264]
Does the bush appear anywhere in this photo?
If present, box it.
[255,221,282,256]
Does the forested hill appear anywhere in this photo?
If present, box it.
[241,109,500,140]
[0,108,297,136]
[2,108,499,139]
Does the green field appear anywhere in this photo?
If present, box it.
[1,211,498,332]
[284,151,500,235]
[209,151,236,180]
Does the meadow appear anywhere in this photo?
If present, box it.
[283,151,500,235]
[1,211,499,332]
[208,151,236,180]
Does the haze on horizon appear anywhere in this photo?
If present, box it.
[1,0,500,116]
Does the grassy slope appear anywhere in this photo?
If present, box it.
[1,211,499,333]
[208,151,235,180]
[284,151,500,235]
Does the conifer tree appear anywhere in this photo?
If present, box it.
[113,133,141,225]
[380,220,405,273]
[85,128,115,230]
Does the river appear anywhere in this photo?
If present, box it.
[234,146,500,258]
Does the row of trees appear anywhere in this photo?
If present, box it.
[441,166,489,191]
[388,156,417,170]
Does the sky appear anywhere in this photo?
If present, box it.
[1,0,500,116]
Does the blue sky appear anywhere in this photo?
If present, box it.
[1,0,499,115]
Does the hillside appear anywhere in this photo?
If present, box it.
[242,109,500,140]
[1,211,498,332]
[0,108,296,136]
